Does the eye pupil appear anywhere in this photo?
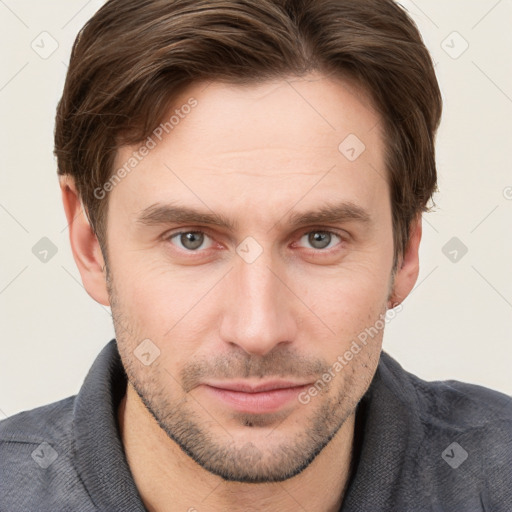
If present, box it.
[181,232,204,250]
[308,231,331,249]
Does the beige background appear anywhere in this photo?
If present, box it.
[0,0,511,418]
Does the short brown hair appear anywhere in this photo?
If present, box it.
[54,0,442,270]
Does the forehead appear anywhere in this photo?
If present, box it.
[110,72,388,226]
[166,72,383,162]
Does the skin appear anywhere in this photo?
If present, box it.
[60,72,422,512]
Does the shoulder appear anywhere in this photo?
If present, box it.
[0,396,95,512]
[380,352,512,510]
[411,373,512,473]
[409,367,512,434]
[419,377,512,510]
[379,351,512,428]
[0,395,76,444]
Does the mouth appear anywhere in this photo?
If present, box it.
[199,380,311,414]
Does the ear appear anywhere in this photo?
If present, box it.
[60,175,110,306]
[388,214,422,308]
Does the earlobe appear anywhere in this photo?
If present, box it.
[60,175,110,306]
[387,214,422,309]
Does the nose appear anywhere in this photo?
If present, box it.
[219,248,298,357]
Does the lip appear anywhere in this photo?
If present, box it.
[200,380,311,414]
[204,380,311,393]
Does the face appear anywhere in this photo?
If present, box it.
[105,72,396,483]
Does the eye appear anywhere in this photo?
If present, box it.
[297,230,344,250]
[167,231,213,251]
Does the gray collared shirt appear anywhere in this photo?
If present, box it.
[1,339,511,511]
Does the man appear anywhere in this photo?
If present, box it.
[1,0,511,510]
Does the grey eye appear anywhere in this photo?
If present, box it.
[300,231,341,250]
[170,231,212,251]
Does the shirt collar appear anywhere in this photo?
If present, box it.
[72,339,147,511]
[340,352,425,511]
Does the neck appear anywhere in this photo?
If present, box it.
[118,382,355,512]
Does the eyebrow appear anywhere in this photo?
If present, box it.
[136,200,372,231]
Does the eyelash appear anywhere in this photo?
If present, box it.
[164,228,347,255]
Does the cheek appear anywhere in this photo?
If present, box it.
[295,260,391,318]
[291,263,391,359]
[109,245,174,302]
[111,254,225,346]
